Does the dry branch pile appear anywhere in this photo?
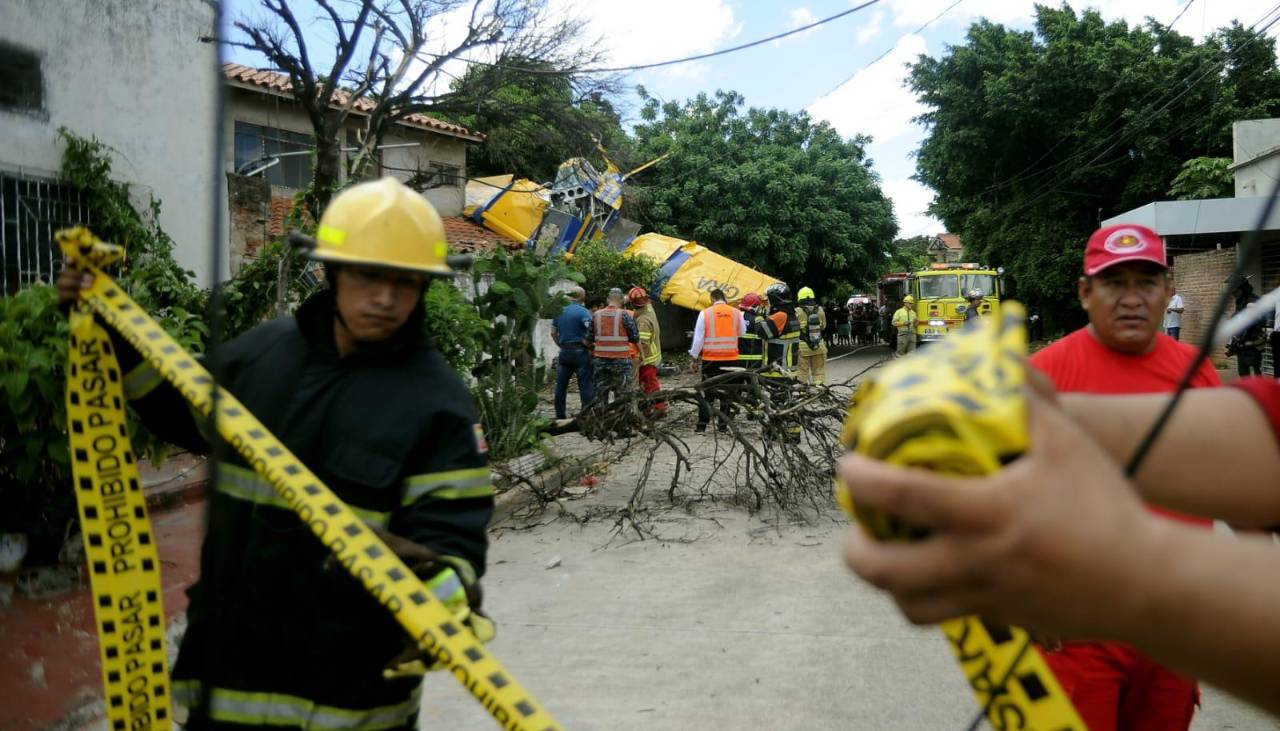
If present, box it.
[524,360,887,539]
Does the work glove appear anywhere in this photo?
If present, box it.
[370,529,495,678]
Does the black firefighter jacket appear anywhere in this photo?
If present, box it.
[113,289,494,730]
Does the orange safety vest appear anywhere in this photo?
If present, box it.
[701,302,740,361]
[593,307,632,359]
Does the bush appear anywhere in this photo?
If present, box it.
[1,132,210,565]
[469,251,580,459]
[423,278,489,374]
[568,238,660,307]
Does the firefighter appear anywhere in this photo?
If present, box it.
[760,283,801,375]
[759,283,802,441]
[796,286,827,385]
[892,294,918,356]
[58,177,493,730]
[628,286,666,417]
[592,287,640,408]
[737,293,765,370]
[689,288,745,432]
[964,289,984,325]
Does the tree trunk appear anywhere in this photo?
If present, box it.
[309,125,344,219]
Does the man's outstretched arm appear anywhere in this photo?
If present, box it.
[840,390,1280,716]
[1060,387,1280,526]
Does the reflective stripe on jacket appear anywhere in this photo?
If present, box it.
[593,308,632,359]
[702,303,741,361]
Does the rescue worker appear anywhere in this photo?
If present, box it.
[57,177,493,731]
[892,294,918,356]
[757,283,801,374]
[963,289,984,325]
[551,286,594,419]
[689,288,745,432]
[737,293,765,370]
[796,286,827,385]
[591,287,640,408]
[628,286,666,417]
[758,283,803,441]
[1228,276,1267,377]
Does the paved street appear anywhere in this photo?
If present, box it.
[422,348,1278,730]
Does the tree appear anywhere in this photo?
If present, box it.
[910,7,1280,328]
[566,238,660,307]
[629,90,896,295]
[230,0,610,215]
[884,234,933,274]
[440,57,629,180]
[1169,157,1234,200]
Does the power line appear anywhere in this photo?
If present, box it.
[428,0,883,76]
[1166,0,1199,31]
[815,0,967,101]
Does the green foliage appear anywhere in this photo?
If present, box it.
[629,90,896,294]
[566,238,661,306]
[58,129,208,338]
[443,58,631,181]
[1,131,212,563]
[910,8,1280,326]
[220,189,319,338]
[885,235,933,275]
[469,251,578,459]
[423,279,489,374]
[0,285,73,560]
[1169,157,1234,200]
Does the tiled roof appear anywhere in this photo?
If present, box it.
[937,233,963,250]
[443,216,524,254]
[224,63,484,142]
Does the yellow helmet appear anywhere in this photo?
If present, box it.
[309,177,452,276]
[797,286,816,302]
[903,295,915,304]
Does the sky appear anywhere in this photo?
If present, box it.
[225,0,1279,241]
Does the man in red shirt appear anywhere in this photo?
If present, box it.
[1029,223,1219,731]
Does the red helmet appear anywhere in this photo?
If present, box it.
[740,293,762,309]
[627,286,650,305]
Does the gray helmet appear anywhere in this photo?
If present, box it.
[765,282,792,308]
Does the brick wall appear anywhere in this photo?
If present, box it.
[1172,248,1236,368]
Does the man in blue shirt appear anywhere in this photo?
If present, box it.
[552,286,594,419]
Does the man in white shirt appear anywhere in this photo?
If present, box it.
[1164,286,1185,341]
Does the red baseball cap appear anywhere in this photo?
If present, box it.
[1083,224,1167,276]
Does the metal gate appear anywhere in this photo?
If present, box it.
[1,170,91,295]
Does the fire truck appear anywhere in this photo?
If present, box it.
[909,262,1003,343]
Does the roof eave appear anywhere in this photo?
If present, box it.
[226,78,484,141]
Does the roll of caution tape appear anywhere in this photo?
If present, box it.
[834,302,1088,730]
[59,228,561,731]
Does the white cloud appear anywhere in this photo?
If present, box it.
[806,33,928,146]
[562,0,739,73]
[856,10,886,43]
[883,178,942,238]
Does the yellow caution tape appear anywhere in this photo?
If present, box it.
[66,298,174,731]
[834,303,1088,730]
[59,228,561,731]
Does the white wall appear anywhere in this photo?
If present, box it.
[1233,119,1280,198]
[0,0,224,284]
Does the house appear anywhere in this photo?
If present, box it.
[0,0,220,293]
[1103,118,1280,374]
[223,63,519,273]
[927,233,964,263]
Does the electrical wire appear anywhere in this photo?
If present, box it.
[1166,0,1199,32]
[198,1,229,725]
[426,0,882,76]
[1123,174,1280,475]
[815,0,967,101]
